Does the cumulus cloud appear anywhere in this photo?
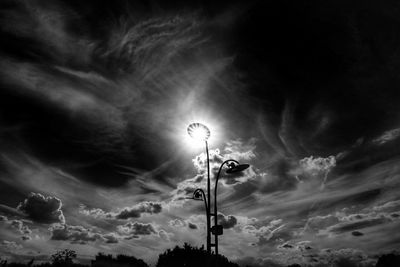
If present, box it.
[299,156,336,176]
[192,148,224,174]
[78,205,113,219]
[319,248,375,267]
[0,216,32,240]
[17,193,65,224]
[115,202,163,220]
[171,141,258,205]
[10,220,32,235]
[117,221,157,236]
[0,240,22,251]
[295,156,336,188]
[192,141,257,180]
[50,223,118,244]
[223,139,257,161]
[79,201,163,220]
[169,219,186,228]
[158,229,173,242]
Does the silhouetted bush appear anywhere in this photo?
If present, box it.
[91,253,148,267]
[156,243,239,267]
[51,249,77,266]
[375,253,400,267]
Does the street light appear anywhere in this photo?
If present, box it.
[213,160,249,256]
[186,189,208,213]
[187,123,212,254]
[187,122,250,259]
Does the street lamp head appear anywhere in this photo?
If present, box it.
[187,123,210,142]
[226,163,250,174]
[194,191,203,200]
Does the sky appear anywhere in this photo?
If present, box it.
[1,0,400,266]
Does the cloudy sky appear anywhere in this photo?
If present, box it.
[1,0,400,265]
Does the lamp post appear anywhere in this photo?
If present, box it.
[187,122,250,258]
[187,123,212,254]
[213,160,249,256]
[186,189,208,217]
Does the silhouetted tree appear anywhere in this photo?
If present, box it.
[375,253,400,267]
[156,243,239,267]
[51,249,77,266]
[91,252,148,267]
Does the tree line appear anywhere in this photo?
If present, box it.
[1,244,399,267]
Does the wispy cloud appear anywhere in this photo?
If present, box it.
[372,128,400,145]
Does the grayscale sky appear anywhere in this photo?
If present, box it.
[1,0,400,266]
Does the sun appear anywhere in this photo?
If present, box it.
[187,123,210,142]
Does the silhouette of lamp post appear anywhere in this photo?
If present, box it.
[187,123,212,254]
[213,160,249,256]
[187,123,250,257]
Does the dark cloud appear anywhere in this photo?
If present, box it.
[103,233,119,244]
[188,222,198,230]
[352,231,364,237]
[217,213,237,229]
[278,243,294,249]
[115,202,162,220]
[17,193,65,224]
[117,221,157,236]
[21,235,31,241]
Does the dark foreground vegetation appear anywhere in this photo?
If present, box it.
[1,244,400,267]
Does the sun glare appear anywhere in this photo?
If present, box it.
[168,107,224,152]
[187,123,210,142]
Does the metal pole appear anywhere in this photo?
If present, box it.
[205,140,211,254]
[214,167,222,257]
[214,160,239,257]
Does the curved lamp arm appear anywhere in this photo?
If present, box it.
[214,160,239,201]
[193,188,208,213]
